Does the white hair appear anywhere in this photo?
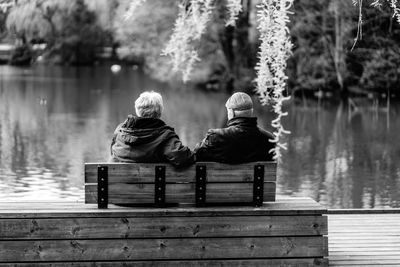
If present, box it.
[134,91,164,118]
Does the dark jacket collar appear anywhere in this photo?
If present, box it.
[123,115,166,129]
[227,117,258,127]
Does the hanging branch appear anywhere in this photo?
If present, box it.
[225,0,242,26]
[353,0,400,49]
[351,0,363,50]
[0,0,14,12]
[255,0,293,161]
[162,0,214,82]
[387,0,400,23]
[124,0,147,20]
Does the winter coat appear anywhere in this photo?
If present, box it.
[194,117,275,163]
[110,115,194,167]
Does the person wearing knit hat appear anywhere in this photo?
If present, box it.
[194,92,275,163]
[225,92,254,120]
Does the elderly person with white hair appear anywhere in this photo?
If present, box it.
[194,92,275,163]
[110,91,194,166]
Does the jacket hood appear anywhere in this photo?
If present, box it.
[117,115,173,145]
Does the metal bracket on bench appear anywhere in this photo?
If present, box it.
[253,164,264,207]
[98,166,108,209]
[155,166,166,207]
[196,165,207,207]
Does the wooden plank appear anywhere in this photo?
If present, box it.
[331,259,399,266]
[0,236,328,261]
[0,215,327,239]
[330,248,400,252]
[329,240,400,244]
[84,162,277,183]
[329,260,399,267]
[328,213,400,266]
[0,200,323,210]
[0,258,328,266]
[329,251,400,256]
[332,255,400,260]
[85,183,276,204]
[0,198,318,208]
[329,209,400,214]
[0,199,326,218]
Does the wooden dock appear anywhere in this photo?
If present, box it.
[0,200,399,266]
[0,199,328,266]
[328,210,400,266]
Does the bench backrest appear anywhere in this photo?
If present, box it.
[85,162,277,208]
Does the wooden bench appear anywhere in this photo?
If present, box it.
[84,162,277,208]
[0,162,329,266]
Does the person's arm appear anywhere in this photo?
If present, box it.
[163,135,195,167]
[194,131,219,162]
[110,122,124,157]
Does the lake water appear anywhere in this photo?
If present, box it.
[0,65,399,209]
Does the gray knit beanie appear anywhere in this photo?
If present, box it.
[225,92,253,111]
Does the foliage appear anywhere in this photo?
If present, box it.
[163,0,214,82]
[0,0,13,12]
[288,0,356,94]
[6,0,107,64]
[287,0,400,98]
[113,0,179,80]
[123,0,147,20]
[225,0,242,26]
[359,47,400,93]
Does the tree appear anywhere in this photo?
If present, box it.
[112,0,179,80]
[6,0,107,64]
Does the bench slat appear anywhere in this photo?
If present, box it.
[85,182,276,204]
[0,215,327,239]
[84,162,277,183]
[0,236,328,261]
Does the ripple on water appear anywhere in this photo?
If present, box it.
[0,167,84,201]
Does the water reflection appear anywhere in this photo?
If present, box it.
[0,65,399,208]
[260,102,400,209]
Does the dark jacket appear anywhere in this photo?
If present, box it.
[110,115,194,167]
[194,117,275,163]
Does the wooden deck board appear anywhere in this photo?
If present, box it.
[328,213,400,266]
[0,199,327,218]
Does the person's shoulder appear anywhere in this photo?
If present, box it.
[158,122,180,140]
[206,127,230,138]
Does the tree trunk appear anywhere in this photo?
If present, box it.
[333,1,347,96]
[217,0,252,93]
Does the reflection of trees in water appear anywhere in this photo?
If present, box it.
[276,101,400,208]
